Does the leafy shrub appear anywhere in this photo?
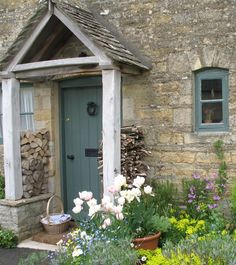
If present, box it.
[163,234,236,265]
[0,175,5,199]
[138,234,236,265]
[18,252,49,265]
[148,179,178,216]
[0,228,17,248]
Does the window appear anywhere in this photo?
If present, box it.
[195,69,229,132]
[20,84,34,131]
[0,83,34,143]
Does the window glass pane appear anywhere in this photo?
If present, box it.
[201,79,222,100]
[20,86,34,113]
[202,102,223,124]
[21,115,34,131]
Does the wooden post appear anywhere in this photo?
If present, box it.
[2,78,23,200]
[102,69,121,195]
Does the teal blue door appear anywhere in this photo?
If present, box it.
[60,77,102,213]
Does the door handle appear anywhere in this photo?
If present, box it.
[67,154,75,160]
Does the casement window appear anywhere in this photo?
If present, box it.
[195,69,229,132]
[0,83,34,143]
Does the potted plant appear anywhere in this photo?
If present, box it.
[118,176,170,249]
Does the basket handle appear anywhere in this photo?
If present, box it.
[46,195,64,217]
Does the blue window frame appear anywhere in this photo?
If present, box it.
[195,68,229,132]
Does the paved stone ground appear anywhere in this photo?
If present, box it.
[0,248,49,265]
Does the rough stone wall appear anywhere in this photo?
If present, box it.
[1,0,236,187]
[82,0,236,184]
[33,82,57,194]
[0,194,51,241]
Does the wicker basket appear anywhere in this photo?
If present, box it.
[41,195,71,235]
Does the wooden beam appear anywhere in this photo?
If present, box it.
[13,57,99,72]
[102,69,121,195]
[6,11,52,72]
[54,7,112,65]
[2,78,23,200]
[15,65,101,80]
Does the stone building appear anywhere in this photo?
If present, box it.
[0,0,236,240]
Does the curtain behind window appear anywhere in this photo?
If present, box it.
[20,85,34,131]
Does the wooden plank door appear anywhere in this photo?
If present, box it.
[60,77,102,213]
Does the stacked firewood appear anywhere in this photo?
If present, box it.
[98,126,151,183]
[20,129,50,198]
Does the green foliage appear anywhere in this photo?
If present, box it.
[148,179,178,216]
[122,192,166,238]
[163,234,236,265]
[213,140,227,183]
[0,228,17,248]
[0,175,5,199]
[231,180,236,218]
[84,238,138,265]
[18,252,49,265]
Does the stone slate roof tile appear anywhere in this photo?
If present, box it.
[0,1,149,71]
[0,3,48,70]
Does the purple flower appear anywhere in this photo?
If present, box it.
[193,174,201,179]
[189,186,195,194]
[188,199,193,203]
[205,182,214,190]
[208,204,218,209]
[213,195,220,201]
[188,193,196,199]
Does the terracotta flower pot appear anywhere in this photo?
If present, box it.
[132,232,161,250]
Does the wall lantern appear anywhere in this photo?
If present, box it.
[87,102,97,116]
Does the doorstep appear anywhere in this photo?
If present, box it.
[17,237,58,251]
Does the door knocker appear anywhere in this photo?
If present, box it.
[87,102,97,116]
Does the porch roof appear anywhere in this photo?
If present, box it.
[0,0,150,72]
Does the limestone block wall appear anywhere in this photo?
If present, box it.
[1,0,236,188]
[0,194,51,241]
[82,0,236,184]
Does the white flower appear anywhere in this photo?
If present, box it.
[80,231,87,239]
[72,205,83,214]
[116,212,124,220]
[73,197,83,206]
[133,176,145,188]
[88,204,101,217]
[56,239,63,246]
[102,218,112,229]
[101,195,111,205]
[144,185,153,195]
[114,174,127,190]
[87,198,97,207]
[118,196,125,205]
[131,187,141,198]
[72,247,83,257]
[79,191,93,201]
[141,256,147,262]
[108,185,119,193]
[113,205,123,214]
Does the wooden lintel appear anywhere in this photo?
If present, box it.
[15,65,101,80]
[0,71,15,79]
[13,57,99,72]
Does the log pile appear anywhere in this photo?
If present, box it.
[98,125,151,183]
[20,129,50,198]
